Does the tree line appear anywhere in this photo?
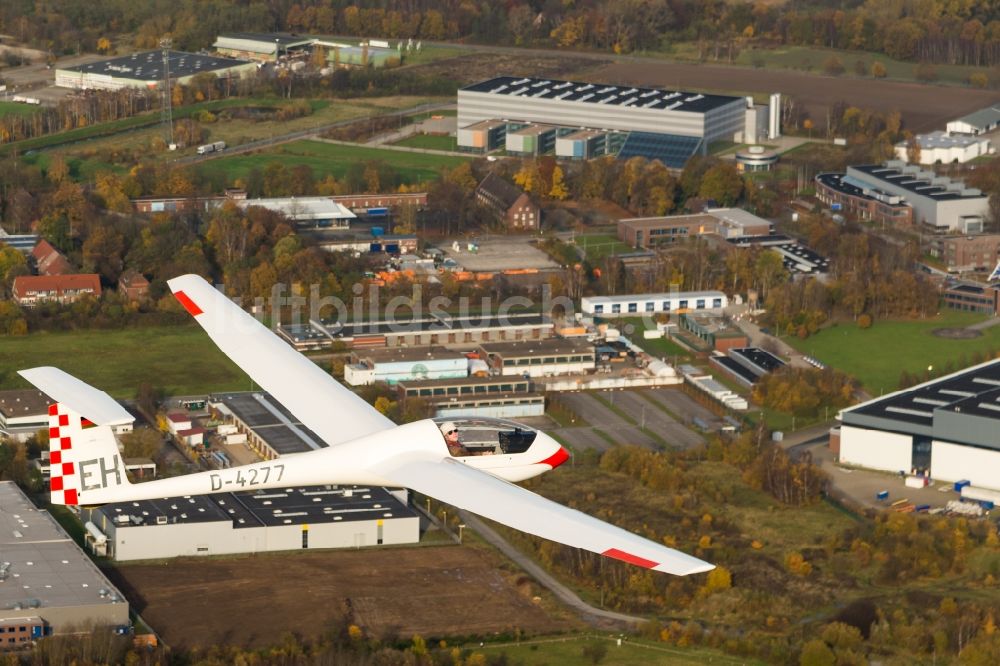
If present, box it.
[6,0,1000,69]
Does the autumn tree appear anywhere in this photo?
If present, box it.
[697,162,744,205]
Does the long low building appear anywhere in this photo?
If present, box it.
[345,346,469,386]
[397,375,543,419]
[895,131,992,165]
[836,359,1000,490]
[618,208,772,248]
[55,50,256,90]
[0,482,129,636]
[581,291,727,316]
[479,338,595,377]
[81,485,418,561]
[0,389,50,442]
[815,172,914,227]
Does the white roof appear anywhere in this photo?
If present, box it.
[238,197,356,222]
[896,130,989,150]
[583,291,726,305]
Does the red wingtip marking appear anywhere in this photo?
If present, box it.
[48,404,59,416]
[81,417,95,429]
[603,548,659,569]
[174,290,203,316]
[538,446,570,469]
[64,489,78,505]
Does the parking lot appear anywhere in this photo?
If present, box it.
[642,388,723,431]
[441,237,559,272]
[609,390,703,449]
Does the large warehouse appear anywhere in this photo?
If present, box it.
[80,485,418,561]
[55,50,256,91]
[836,359,1000,490]
[457,76,755,168]
[0,482,129,637]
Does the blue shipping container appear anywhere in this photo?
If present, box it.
[876,490,889,501]
[955,479,971,492]
[368,207,389,217]
[371,226,385,237]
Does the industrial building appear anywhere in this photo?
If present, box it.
[396,375,544,419]
[815,172,914,227]
[678,365,748,411]
[0,389,50,442]
[727,235,830,275]
[478,338,595,377]
[894,131,992,165]
[827,163,989,233]
[0,481,129,636]
[80,485,419,561]
[211,392,326,459]
[238,197,356,228]
[304,230,417,255]
[676,313,749,352]
[0,228,38,253]
[836,358,1000,490]
[55,51,256,91]
[946,104,1000,135]
[344,346,469,386]
[581,291,727,316]
[711,347,785,387]
[618,208,772,248]
[213,33,315,62]
[278,312,552,351]
[457,76,770,168]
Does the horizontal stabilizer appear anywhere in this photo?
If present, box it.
[18,367,134,427]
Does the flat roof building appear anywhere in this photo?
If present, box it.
[943,282,1000,315]
[396,375,544,419]
[211,392,326,458]
[845,162,988,233]
[345,346,469,386]
[0,481,129,635]
[895,131,992,165]
[478,338,595,377]
[618,208,772,248]
[929,234,1000,273]
[82,484,418,561]
[581,291,727,316]
[55,51,256,91]
[815,172,914,227]
[838,358,1000,489]
[279,312,552,351]
[0,389,50,442]
[458,75,749,168]
[238,197,355,228]
[213,33,315,62]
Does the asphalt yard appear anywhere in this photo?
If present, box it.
[642,388,723,431]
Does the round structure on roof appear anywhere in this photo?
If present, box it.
[735,146,779,172]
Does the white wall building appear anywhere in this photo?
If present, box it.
[581,291,728,316]
[837,358,1000,490]
[894,131,992,165]
[946,104,1000,135]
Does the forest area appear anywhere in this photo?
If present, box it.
[3,0,1000,69]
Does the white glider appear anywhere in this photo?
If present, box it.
[19,274,713,576]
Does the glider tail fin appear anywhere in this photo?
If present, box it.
[47,403,130,506]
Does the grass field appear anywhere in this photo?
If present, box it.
[198,139,469,185]
[0,326,251,398]
[392,133,458,151]
[0,100,42,118]
[467,636,761,665]
[612,317,694,361]
[784,310,1000,394]
[575,234,633,263]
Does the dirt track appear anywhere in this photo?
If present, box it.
[589,61,1000,133]
[108,545,570,648]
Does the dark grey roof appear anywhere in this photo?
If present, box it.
[323,312,549,338]
[477,172,527,209]
[213,392,325,454]
[730,347,785,373]
[851,164,985,201]
[96,485,416,529]
[843,359,1000,447]
[462,76,741,114]
[954,105,1000,130]
[61,50,251,81]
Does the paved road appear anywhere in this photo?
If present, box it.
[457,510,645,629]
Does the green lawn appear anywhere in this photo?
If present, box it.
[198,139,469,185]
[0,326,251,398]
[0,100,42,118]
[392,133,458,151]
[612,317,694,361]
[576,234,633,264]
[466,636,761,665]
[785,310,1000,394]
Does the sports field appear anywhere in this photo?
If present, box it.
[197,139,469,185]
[0,326,251,398]
[785,311,1000,394]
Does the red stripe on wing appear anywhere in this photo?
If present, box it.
[537,446,569,469]
[602,548,658,569]
[174,290,203,316]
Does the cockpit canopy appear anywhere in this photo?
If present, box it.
[432,417,538,455]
